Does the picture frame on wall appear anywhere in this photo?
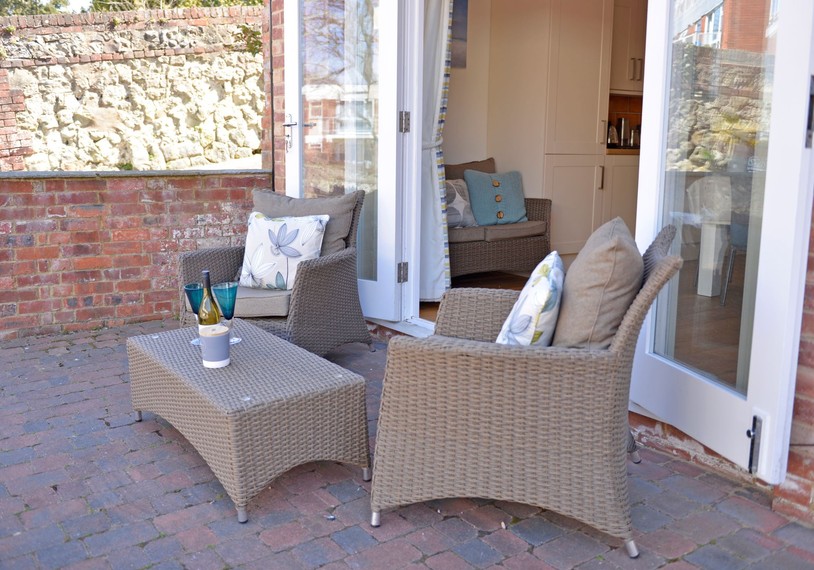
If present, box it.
[451,0,468,68]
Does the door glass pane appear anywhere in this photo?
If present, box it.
[655,0,779,394]
[301,0,379,280]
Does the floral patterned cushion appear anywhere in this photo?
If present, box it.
[239,213,329,291]
[445,179,478,228]
[496,251,564,346]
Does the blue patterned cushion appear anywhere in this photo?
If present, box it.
[464,170,528,226]
[239,213,328,291]
[496,251,564,346]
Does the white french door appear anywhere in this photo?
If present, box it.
[632,0,814,484]
[283,0,405,320]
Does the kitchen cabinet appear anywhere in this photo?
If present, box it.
[544,0,613,156]
[610,0,647,94]
[543,154,606,256]
[603,154,640,236]
[543,0,613,255]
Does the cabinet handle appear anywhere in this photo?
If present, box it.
[636,58,644,81]
[597,166,605,190]
[600,119,607,145]
[628,58,636,80]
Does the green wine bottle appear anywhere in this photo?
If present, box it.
[198,270,222,327]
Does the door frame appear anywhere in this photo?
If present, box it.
[632,0,814,484]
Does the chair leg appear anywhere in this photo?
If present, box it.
[720,246,736,306]
[237,506,248,523]
[362,467,371,481]
[370,511,381,527]
[626,429,641,464]
[625,540,640,558]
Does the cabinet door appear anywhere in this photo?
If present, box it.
[543,154,605,256]
[603,155,639,235]
[610,0,647,94]
[545,0,613,155]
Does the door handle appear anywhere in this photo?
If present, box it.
[628,58,636,80]
[597,166,605,190]
[283,114,297,152]
[636,58,644,81]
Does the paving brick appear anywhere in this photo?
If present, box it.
[715,496,788,533]
[327,479,368,503]
[533,531,609,569]
[82,520,160,557]
[331,525,378,554]
[404,527,457,556]
[637,528,698,559]
[631,504,673,532]
[34,540,88,570]
[259,521,313,552]
[460,504,509,531]
[684,544,748,570]
[645,490,701,519]
[424,550,473,570]
[717,527,782,561]
[291,536,347,569]
[756,550,814,570]
[773,521,814,554]
[452,537,503,568]
[500,552,557,569]
[510,516,565,546]
[215,535,275,566]
[671,510,741,544]
[175,526,219,552]
[434,517,479,545]
[344,540,422,569]
[482,528,529,557]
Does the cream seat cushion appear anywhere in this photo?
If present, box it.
[552,218,643,350]
[234,286,290,318]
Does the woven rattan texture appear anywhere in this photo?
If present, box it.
[370,226,682,545]
[127,319,370,513]
[178,191,371,356]
[449,198,552,278]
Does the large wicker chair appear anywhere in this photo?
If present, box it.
[178,191,372,357]
[369,226,682,558]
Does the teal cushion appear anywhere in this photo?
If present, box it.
[464,170,528,226]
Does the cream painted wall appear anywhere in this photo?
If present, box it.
[443,0,491,165]
[442,0,549,200]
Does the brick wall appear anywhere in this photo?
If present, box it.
[271,0,286,192]
[0,69,32,172]
[0,173,271,340]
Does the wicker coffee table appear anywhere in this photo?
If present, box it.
[126,319,371,522]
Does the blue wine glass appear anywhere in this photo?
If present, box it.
[213,281,241,344]
[183,283,204,346]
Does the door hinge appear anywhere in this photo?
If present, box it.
[397,262,408,283]
[747,415,764,474]
[398,111,411,133]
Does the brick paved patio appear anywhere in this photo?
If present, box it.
[2,319,814,569]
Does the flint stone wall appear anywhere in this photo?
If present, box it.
[0,7,264,171]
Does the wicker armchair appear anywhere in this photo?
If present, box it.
[178,191,372,357]
[369,226,682,558]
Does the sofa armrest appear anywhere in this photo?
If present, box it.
[434,288,520,342]
[525,198,552,224]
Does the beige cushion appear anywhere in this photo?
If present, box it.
[252,190,359,255]
[448,226,486,243]
[483,220,547,242]
[234,286,290,317]
[444,157,496,181]
[552,218,643,349]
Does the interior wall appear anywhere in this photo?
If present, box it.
[443,0,492,165]
[485,0,549,199]
[443,0,549,200]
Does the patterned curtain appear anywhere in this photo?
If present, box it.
[419,0,454,301]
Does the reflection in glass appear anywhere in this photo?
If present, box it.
[300,0,379,280]
[655,1,777,393]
